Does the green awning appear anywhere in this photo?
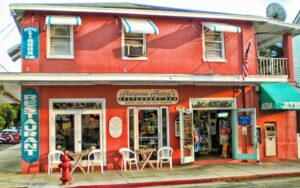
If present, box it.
[260,83,300,110]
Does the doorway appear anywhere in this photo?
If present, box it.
[54,113,101,152]
[193,110,232,160]
[128,107,169,159]
[49,99,106,162]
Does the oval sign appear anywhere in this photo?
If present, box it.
[109,117,122,138]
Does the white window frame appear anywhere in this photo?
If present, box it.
[202,25,226,62]
[127,107,169,150]
[49,98,106,165]
[46,25,74,59]
[121,30,148,61]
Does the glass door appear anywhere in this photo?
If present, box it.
[128,107,169,160]
[53,112,101,154]
[232,108,257,160]
[180,109,195,164]
[55,114,75,151]
[137,109,159,150]
[81,113,101,151]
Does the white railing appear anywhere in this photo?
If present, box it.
[258,57,288,75]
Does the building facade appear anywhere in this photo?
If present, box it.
[7,3,300,173]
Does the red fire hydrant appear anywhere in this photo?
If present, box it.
[59,151,72,185]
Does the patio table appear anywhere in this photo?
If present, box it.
[135,148,157,170]
[67,148,93,174]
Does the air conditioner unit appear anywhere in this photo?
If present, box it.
[125,44,144,57]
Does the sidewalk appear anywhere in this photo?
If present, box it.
[1,145,300,187]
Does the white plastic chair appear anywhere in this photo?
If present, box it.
[87,149,104,174]
[157,146,173,170]
[119,148,139,171]
[48,150,64,175]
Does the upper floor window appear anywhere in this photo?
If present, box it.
[123,32,146,59]
[121,18,159,60]
[47,25,73,59]
[202,22,241,62]
[45,15,81,59]
[202,26,225,62]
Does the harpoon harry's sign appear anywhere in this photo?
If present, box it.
[21,88,39,163]
[117,89,179,105]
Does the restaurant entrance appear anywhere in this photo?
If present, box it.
[49,99,106,162]
[128,107,169,159]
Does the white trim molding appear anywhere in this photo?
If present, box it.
[0,73,288,86]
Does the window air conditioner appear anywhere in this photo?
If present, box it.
[125,44,144,57]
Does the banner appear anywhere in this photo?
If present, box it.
[21,88,39,163]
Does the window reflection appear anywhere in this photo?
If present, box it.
[81,114,100,151]
[55,114,74,151]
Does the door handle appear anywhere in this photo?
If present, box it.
[78,141,81,143]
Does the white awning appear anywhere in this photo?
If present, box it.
[45,15,81,25]
[202,22,241,33]
[121,18,159,34]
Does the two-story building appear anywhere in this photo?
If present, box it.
[4,3,300,174]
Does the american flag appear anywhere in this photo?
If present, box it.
[242,41,252,80]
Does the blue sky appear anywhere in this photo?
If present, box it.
[0,0,299,72]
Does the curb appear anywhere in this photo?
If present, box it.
[71,171,300,188]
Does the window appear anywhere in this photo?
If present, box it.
[122,31,147,60]
[47,25,74,59]
[202,26,225,62]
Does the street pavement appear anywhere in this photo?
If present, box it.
[1,144,300,187]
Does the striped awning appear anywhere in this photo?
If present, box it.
[121,18,159,34]
[45,15,81,25]
[260,83,300,110]
[202,22,241,33]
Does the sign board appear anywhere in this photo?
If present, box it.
[21,26,39,60]
[21,88,39,163]
[238,115,251,126]
[191,99,235,109]
[109,116,122,138]
[117,89,178,105]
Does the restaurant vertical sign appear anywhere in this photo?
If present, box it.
[21,88,39,163]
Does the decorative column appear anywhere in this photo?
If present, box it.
[283,33,294,81]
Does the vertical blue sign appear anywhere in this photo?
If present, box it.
[21,88,39,163]
[21,26,39,60]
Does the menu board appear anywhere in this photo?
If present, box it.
[183,111,193,148]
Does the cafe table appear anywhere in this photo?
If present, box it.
[67,148,93,174]
[135,148,157,170]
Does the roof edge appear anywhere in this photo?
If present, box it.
[9,3,268,22]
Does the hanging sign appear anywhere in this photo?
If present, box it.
[117,89,178,105]
[109,116,122,138]
[238,115,251,126]
[21,88,39,163]
[21,26,39,60]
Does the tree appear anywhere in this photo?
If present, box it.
[0,104,19,130]
[259,43,283,58]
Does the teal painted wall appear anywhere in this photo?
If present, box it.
[293,35,300,82]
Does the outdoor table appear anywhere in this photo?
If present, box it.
[135,148,157,170]
[66,148,93,174]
